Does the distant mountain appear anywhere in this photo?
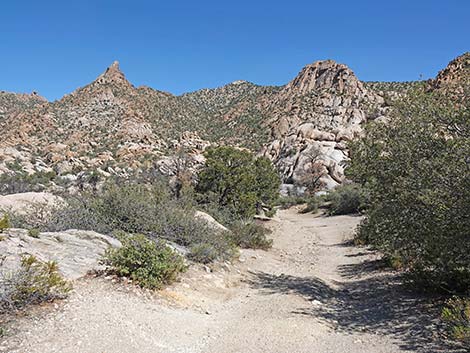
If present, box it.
[0,53,467,189]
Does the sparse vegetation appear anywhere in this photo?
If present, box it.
[0,170,58,195]
[0,255,71,314]
[104,233,186,289]
[294,146,326,195]
[188,243,222,264]
[11,179,236,263]
[230,221,273,250]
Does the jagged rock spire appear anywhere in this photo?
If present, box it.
[95,60,131,86]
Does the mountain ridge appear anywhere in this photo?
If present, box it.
[0,53,467,190]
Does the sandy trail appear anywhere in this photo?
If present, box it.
[0,208,457,353]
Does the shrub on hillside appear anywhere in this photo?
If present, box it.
[0,255,71,313]
[188,243,222,264]
[230,221,273,250]
[347,89,470,291]
[0,170,58,195]
[27,228,40,238]
[12,180,235,263]
[197,146,281,219]
[104,233,186,289]
[0,215,9,233]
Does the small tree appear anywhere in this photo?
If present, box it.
[295,146,326,195]
[197,147,280,218]
[168,149,195,199]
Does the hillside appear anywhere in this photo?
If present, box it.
[0,53,468,189]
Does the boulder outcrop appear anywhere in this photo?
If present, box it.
[0,229,121,280]
[263,60,385,191]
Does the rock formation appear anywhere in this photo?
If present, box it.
[0,54,467,192]
[262,60,385,190]
[0,229,121,280]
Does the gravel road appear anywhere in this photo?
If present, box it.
[0,208,459,353]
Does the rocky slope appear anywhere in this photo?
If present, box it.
[430,52,470,102]
[0,53,467,191]
[262,60,386,189]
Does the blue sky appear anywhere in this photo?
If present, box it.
[0,0,468,101]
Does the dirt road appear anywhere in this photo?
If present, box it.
[0,209,457,353]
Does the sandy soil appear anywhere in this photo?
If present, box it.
[0,208,461,353]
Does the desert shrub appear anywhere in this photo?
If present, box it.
[442,297,470,345]
[0,255,71,313]
[188,243,221,264]
[325,183,365,215]
[154,206,236,260]
[197,146,281,219]
[104,233,186,289]
[14,179,168,234]
[300,197,320,214]
[0,215,9,232]
[27,228,40,238]
[7,201,66,231]
[230,221,273,250]
[277,195,307,209]
[11,180,236,263]
[77,181,172,234]
[0,170,58,195]
[347,89,470,291]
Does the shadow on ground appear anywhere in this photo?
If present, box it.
[246,241,465,353]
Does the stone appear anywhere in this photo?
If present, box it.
[0,192,64,215]
[0,229,121,280]
[194,211,229,232]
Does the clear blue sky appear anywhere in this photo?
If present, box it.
[1,0,468,101]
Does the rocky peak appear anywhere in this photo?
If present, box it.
[230,80,249,85]
[95,60,132,87]
[432,52,470,89]
[282,60,364,96]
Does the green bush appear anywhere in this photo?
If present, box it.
[197,146,281,219]
[277,195,307,209]
[188,243,221,264]
[325,184,365,215]
[230,221,273,250]
[104,233,186,289]
[0,214,9,233]
[12,180,235,263]
[0,255,71,313]
[27,228,40,238]
[347,89,470,291]
[442,297,470,345]
[300,197,320,214]
[72,180,171,234]
[0,170,58,195]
